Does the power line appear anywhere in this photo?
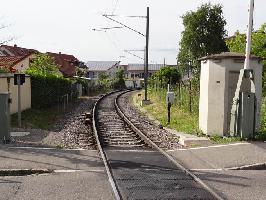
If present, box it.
[92,26,124,32]
[102,14,145,37]
[124,50,144,60]
[104,14,146,18]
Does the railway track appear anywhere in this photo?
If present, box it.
[93,91,223,200]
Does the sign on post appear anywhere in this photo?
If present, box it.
[166,84,175,124]
[166,92,175,105]
[14,74,25,85]
[14,74,26,128]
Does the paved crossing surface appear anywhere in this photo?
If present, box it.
[0,146,114,200]
[105,149,214,199]
[169,142,266,200]
[95,92,216,199]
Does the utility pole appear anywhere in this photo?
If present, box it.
[188,62,192,113]
[144,7,149,101]
[244,0,254,70]
[229,0,256,138]
[17,75,22,127]
[100,8,150,102]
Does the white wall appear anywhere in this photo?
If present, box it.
[0,74,31,114]
[199,58,262,136]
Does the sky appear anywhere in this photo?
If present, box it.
[0,0,265,65]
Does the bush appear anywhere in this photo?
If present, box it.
[30,74,73,108]
[112,69,126,90]
[0,68,9,73]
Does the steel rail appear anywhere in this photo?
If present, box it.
[92,91,122,200]
[114,90,224,200]
[93,90,224,200]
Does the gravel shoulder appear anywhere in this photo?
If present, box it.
[9,96,100,149]
[118,91,181,150]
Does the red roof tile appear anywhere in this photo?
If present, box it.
[0,56,24,67]
[0,44,39,56]
[0,56,28,73]
[47,52,79,77]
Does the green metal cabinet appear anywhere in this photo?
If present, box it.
[238,92,256,138]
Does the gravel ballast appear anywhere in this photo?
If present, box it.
[118,91,181,150]
[10,96,99,149]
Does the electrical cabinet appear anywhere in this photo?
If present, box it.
[238,92,255,138]
[166,92,175,105]
[0,93,11,142]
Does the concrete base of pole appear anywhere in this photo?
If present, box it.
[141,99,152,106]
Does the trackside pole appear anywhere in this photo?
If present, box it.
[229,0,256,138]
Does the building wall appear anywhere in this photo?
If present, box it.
[199,61,210,133]
[11,54,35,72]
[126,70,155,79]
[13,57,30,72]
[107,64,124,77]
[0,74,31,114]
[199,58,262,136]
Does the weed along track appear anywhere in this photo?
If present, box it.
[93,91,222,200]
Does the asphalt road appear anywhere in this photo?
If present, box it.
[194,169,266,200]
[0,146,114,200]
[0,171,114,200]
[105,148,215,199]
[169,142,266,200]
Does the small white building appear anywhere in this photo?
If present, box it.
[86,61,122,79]
[125,63,165,79]
[199,52,262,136]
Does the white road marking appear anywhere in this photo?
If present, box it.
[0,169,104,173]
[226,162,266,170]
[8,147,91,151]
[190,168,224,171]
[106,149,156,153]
[191,162,266,171]
[167,142,250,152]
[54,169,104,173]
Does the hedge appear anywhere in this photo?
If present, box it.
[30,74,74,109]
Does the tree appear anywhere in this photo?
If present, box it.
[26,53,60,76]
[112,69,126,89]
[177,3,228,76]
[0,68,9,73]
[98,72,109,81]
[226,23,266,64]
[226,23,266,93]
[153,66,181,85]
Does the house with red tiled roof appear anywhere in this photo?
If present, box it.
[0,44,39,57]
[0,45,83,77]
[0,53,35,73]
[47,52,81,77]
[0,44,39,73]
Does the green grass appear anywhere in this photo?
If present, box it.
[11,108,59,130]
[254,132,266,141]
[257,97,266,141]
[132,88,244,144]
[209,135,242,144]
[132,89,199,134]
